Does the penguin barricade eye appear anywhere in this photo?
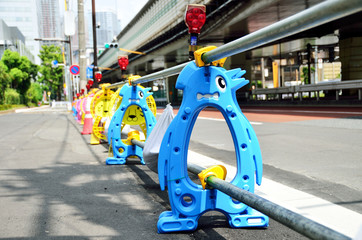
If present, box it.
[138,91,144,99]
[216,76,226,92]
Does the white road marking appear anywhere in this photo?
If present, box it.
[156,113,262,125]
[15,106,59,113]
[197,116,262,125]
[187,150,362,239]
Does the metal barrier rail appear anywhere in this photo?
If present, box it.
[130,139,350,240]
[252,80,362,101]
[105,62,189,89]
[104,0,362,89]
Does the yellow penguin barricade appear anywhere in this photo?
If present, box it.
[89,84,114,145]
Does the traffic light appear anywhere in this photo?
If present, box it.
[118,55,129,70]
[185,4,206,34]
[105,43,118,48]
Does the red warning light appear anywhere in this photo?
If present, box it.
[118,56,129,70]
[95,71,102,82]
[185,4,206,34]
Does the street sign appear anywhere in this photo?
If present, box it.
[64,11,75,36]
[52,60,58,68]
[70,64,80,75]
[86,65,94,79]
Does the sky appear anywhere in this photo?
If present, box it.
[60,0,148,29]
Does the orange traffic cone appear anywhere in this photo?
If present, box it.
[81,97,93,135]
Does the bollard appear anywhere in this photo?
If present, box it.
[106,76,157,165]
[157,47,268,233]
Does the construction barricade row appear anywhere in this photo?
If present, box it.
[69,0,360,237]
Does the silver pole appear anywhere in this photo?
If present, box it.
[106,62,190,89]
[207,176,350,240]
[202,0,362,64]
[129,138,350,240]
[105,80,127,89]
[130,139,145,148]
[132,62,189,85]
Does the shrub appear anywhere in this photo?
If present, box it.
[4,88,20,104]
[26,83,43,105]
[0,104,12,111]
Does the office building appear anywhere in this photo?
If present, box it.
[0,0,41,64]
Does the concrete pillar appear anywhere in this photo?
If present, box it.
[261,57,265,88]
[225,51,252,102]
[339,23,362,97]
[340,36,362,81]
[164,61,178,105]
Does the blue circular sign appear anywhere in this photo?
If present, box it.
[70,64,80,75]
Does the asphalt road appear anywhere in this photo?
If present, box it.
[0,105,361,239]
[189,107,362,212]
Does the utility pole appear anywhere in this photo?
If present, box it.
[91,0,99,88]
[78,0,87,93]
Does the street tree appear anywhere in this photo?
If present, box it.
[1,50,38,101]
[38,45,64,100]
[26,82,43,104]
[0,61,11,104]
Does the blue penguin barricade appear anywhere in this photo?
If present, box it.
[156,46,269,233]
[106,76,157,165]
[100,44,352,239]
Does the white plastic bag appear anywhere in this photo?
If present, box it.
[144,104,174,173]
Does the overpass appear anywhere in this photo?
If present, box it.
[97,0,362,105]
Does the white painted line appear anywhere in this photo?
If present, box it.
[187,150,362,239]
[156,113,262,125]
[244,109,362,115]
[15,106,49,113]
[198,117,263,125]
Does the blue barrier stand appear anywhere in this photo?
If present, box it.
[106,83,156,165]
[157,59,268,233]
[72,101,77,119]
